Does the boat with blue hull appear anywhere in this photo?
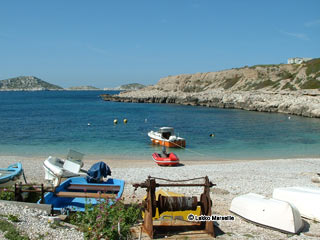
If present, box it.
[40,176,125,212]
[0,163,23,187]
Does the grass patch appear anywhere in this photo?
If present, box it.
[182,85,203,92]
[251,79,275,90]
[281,82,297,90]
[0,187,15,201]
[295,78,303,84]
[243,233,254,238]
[300,78,320,89]
[305,58,320,75]
[70,200,141,240]
[8,215,20,222]
[277,70,295,80]
[0,219,29,240]
[223,75,241,89]
[249,64,279,69]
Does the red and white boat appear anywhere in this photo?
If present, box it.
[152,152,180,166]
[148,127,186,148]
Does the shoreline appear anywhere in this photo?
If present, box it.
[1,153,320,163]
[1,156,320,239]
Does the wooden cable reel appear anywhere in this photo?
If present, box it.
[133,176,216,239]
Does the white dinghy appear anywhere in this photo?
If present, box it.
[43,150,86,187]
[230,193,304,234]
[273,187,320,222]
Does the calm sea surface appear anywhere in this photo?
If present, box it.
[0,91,319,160]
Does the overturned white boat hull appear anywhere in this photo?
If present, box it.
[230,193,304,234]
[273,187,320,222]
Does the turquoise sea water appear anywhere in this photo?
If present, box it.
[0,91,319,161]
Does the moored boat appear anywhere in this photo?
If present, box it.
[273,187,320,222]
[148,127,186,148]
[0,163,23,187]
[152,152,179,166]
[230,193,304,234]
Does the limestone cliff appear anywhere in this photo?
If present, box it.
[101,59,320,118]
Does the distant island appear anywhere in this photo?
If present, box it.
[104,83,146,91]
[0,76,145,92]
[65,86,101,90]
[0,76,63,91]
[101,58,320,118]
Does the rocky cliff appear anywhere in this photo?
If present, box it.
[101,59,320,118]
[0,76,63,91]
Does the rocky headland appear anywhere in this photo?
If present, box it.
[104,83,146,91]
[101,59,320,118]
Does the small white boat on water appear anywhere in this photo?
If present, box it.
[43,150,86,187]
[148,127,186,148]
[230,193,304,234]
[273,187,320,222]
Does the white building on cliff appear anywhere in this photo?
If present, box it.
[288,57,312,64]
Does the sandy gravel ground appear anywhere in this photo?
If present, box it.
[1,155,320,239]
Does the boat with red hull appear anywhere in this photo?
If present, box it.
[152,152,180,166]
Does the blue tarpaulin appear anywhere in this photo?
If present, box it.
[86,161,111,183]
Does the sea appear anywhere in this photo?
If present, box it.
[0,90,319,161]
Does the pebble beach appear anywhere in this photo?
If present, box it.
[1,156,320,239]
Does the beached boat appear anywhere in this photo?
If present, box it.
[152,152,179,166]
[230,193,304,234]
[148,127,186,148]
[273,187,320,222]
[43,150,86,187]
[0,163,23,187]
[40,176,125,212]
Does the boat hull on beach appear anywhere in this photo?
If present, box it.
[273,187,320,222]
[0,163,23,187]
[230,193,304,234]
[40,177,125,212]
[43,155,86,187]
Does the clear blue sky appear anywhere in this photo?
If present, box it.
[0,0,319,88]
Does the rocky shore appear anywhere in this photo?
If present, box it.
[101,88,320,118]
[101,59,320,118]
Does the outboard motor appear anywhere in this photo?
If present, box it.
[86,161,111,183]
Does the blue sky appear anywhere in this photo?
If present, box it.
[0,0,319,88]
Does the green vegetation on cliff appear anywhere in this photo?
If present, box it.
[155,58,320,93]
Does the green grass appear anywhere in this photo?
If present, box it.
[70,200,141,240]
[8,215,20,222]
[249,64,280,69]
[0,188,14,201]
[305,58,320,76]
[300,79,320,89]
[281,82,297,90]
[250,79,275,90]
[277,70,295,80]
[0,219,29,240]
[223,76,241,89]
